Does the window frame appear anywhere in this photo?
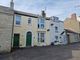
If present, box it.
[28,17,32,24]
[38,32,45,43]
[15,15,21,25]
[38,17,45,29]
[55,26,58,33]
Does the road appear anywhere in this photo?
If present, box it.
[0,43,80,60]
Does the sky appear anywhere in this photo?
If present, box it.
[0,0,80,21]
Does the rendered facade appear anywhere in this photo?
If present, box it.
[13,11,51,47]
[1,3,80,52]
[50,16,67,45]
[0,5,67,52]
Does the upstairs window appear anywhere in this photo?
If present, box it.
[15,15,21,25]
[51,24,54,26]
[55,26,58,33]
[40,18,44,23]
[38,18,45,29]
[28,18,31,24]
[41,24,44,29]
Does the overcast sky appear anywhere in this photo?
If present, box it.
[0,0,80,20]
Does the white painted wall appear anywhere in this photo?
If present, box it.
[50,16,67,45]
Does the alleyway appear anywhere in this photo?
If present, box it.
[0,43,80,60]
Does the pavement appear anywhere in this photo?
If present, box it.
[0,43,80,60]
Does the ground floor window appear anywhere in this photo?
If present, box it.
[54,36,58,43]
[38,32,45,42]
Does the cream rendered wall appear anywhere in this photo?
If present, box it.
[14,14,51,47]
[45,20,51,45]
[14,15,38,47]
[21,16,38,47]
[37,19,51,46]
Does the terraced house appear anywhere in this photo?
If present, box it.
[13,10,51,48]
[50,16,67,45]
[0,0,68,52]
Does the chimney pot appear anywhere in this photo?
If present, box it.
[42,10,46,17]
[71,13,77,20]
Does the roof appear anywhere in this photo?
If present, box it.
[0,5,13,15]
[65,29,80,34]
[14,10,39,18]
[0,5,11,10]
[14,10,50,20]
[0,5,50,20]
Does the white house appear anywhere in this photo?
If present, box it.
[50,16,67,45]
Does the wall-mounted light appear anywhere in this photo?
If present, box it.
[51,24,54,26]
[47,29,50,31]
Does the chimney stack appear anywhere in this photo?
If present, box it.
[71,13,77,20]
[42,10,46,17]
[10,0,14,9]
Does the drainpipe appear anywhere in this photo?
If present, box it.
[10,0,14,51]
[10,10,14,52]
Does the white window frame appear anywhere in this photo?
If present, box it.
[38,17,45,29]
[28,17,31,24]
[15,15,21,25]
[38,32,45,43]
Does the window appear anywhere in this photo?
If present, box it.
[41,24,44,29]
[55,36,58,40]
[28,18,31,24]
[54,36,58,43]
[38,24,39,28]
[15,15,21,25]
[51,24,54,26]
[38,17,45,29]
[40,18,44,23]
[55,26,58,33]
[38,32,45,42]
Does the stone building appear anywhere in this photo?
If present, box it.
[64,13,80,43]
[0,6,14,52]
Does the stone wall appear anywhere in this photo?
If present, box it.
[0,6,14,53]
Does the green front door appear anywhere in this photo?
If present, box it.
[13,34,20,48]
[26,32,32,46]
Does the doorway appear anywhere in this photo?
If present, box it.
[26,31,32,46]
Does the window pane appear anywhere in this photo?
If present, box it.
[41,33,45,42]
[55,36,58,39]
[38,18,45,29]
[15,15,21,25]
[41,24,44,29]
[40,18,44,23]
[55,26,58,33]
[55,26,58,30]
[38,32,45,43]
[38,33,39,42]
[28,18,31,24]
[38,24,39,28]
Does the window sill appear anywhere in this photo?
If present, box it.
[15,25,21,27]
[27,24,32,26]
